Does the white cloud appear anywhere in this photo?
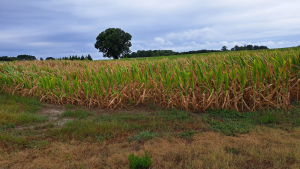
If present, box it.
[146,37,173,48]
[278,40,289,45]
[166,27,220,41]
[154,37,173,45]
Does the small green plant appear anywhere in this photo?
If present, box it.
[129,99,134,106]
[179,131,195,139]
[128,151,152,169]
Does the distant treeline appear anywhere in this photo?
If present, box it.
[0,54,37,61]
[45,54,93,61]
[0,54,93,62]
[123,45,269,58]
[122,49,221,58]
[226,45,269,51]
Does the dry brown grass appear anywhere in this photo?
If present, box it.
[1,127,300,169]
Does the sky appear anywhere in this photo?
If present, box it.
[1,0,300,60]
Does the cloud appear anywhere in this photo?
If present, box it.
[153,37,173,45]
[166,28,220,41]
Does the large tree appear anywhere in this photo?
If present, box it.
[94,28,132,59]
[221,46,228,51]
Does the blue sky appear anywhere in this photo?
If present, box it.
[1,0,300,60]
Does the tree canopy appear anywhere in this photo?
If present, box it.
[57,54,92,61]
[221,46,228,51]
[46,57,55,60]
[94,28,132,59]
[17,54,36,60]
[0,54,36,61]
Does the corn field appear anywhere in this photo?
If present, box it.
[1,49,300,112]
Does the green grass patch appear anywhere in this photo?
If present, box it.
[0,133,49,151]
[208,119,252,136]
[202,107,300,135]
[0,134,28,150]
[128,131,158,142]
[160,109,193,121]
[0,93,47,127]
[0,120,15,130]
[201,110,254,136]
[60,109,91,119]
[128,151,152,169]
[50,109,202,141]
[0,94,43,114]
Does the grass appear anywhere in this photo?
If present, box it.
[0,93,50,152]
[50,110,201,141]
[59,109,91,119]
[128,131,158,142]
[1,92,300,168]
[128,151,152,169]
[0,93,47,128]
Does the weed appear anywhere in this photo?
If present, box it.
[128,151,152,169]
[129,99,134,106]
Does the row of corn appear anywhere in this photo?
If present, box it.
[0,48,300,112]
